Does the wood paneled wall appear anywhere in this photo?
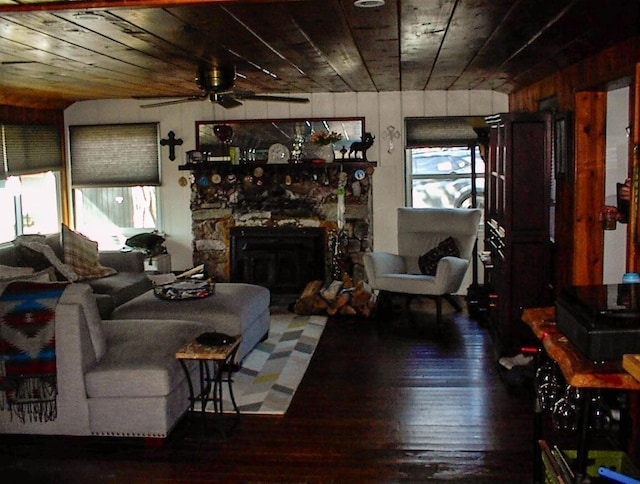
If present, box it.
[573,91,606,285]
[0,104,64,125]
[509,36,640,289]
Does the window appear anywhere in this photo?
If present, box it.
[408,145,484,210]
[69,123,161,250]
[0,124,63,244]
[404,117,486,211]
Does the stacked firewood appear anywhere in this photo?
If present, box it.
[293,275,377,318]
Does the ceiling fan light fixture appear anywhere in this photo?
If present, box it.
[72,12,104,21]
[354,0,385,7]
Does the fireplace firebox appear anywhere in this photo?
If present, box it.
[230,227,326,294]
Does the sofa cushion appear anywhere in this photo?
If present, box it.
[59,283,108,361]
[14,234,78,282]
[85,319,206,398]
[62,224,118,281]
[86,272,152,307]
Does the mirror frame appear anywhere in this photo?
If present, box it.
[195,117,365,163]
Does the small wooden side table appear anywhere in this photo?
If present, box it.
[175,335,241,437]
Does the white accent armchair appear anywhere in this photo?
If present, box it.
[363,207,482,327]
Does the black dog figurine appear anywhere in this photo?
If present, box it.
[349,132,375,160]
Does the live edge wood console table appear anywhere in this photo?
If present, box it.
[522,307,640,483]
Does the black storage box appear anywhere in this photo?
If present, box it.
[555,283,640,361]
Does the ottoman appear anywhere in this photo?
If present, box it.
[111,283,271,362]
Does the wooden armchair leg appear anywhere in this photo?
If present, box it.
[444,294,463,312]
[435,296,443,331]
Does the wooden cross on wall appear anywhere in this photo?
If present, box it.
[160,131,183,161]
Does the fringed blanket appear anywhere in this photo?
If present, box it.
[0,281,68,423]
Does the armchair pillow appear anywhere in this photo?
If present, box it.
[418,237,460,276]
[62,225,117,281]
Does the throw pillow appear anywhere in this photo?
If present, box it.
[62,224,117,281]
[14,235,78,281]
[418,237,460,276]
[14,234,50,271]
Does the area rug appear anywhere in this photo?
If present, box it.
[205,312,327,415]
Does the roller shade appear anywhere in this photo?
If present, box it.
[405,116,488,148]
[1,124,62,177]
[69,123,160,187]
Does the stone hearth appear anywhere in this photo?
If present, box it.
[186,162,374,290]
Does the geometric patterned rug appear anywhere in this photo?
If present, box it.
[205,312,327,415]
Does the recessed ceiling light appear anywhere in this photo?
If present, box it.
[354,0,385,8]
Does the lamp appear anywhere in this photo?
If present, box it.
[354,0,385,7]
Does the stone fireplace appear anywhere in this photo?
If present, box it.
[186,162,375,293]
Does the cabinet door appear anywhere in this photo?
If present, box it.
[509,120,550,234]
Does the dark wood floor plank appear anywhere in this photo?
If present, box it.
[0,300,535,482]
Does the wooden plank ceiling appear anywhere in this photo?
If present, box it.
[0,0,638,109]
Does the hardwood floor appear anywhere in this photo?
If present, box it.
[0,297,536,483]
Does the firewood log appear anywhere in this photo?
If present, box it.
[338,304,357,316]
[342,273,354,289]
[327,291,350,315]
[294,280,324,314]
[320,280,343,302]
[351,280,373,307]
[359,302,372,318]
[299,280,323,299]
[311,295,329,313]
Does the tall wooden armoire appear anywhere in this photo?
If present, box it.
[483,112,555,356]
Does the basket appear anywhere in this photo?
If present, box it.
[153,279,215,300]
[542,443,640,483]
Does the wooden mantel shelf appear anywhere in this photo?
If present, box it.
[179,161,377,171]
[522,307,640,390]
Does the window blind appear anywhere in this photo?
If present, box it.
[405,116,488,148]
[1,124,63,177]
[69,123,160,187]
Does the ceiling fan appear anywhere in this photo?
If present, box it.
[140,62,309,109]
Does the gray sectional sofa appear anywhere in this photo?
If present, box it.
[0,233,272,438]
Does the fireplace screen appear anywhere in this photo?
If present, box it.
[230,227,326,294]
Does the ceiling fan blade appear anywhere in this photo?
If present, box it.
[140,95,205,108]
[212,93,243,109]
[238,94,310,104]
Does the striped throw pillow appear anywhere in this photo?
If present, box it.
[62,225,117,281]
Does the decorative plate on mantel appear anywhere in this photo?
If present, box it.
[268,143,290,164]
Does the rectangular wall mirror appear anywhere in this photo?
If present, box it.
[196,117,365,163]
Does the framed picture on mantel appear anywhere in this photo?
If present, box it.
[196,117,366,164]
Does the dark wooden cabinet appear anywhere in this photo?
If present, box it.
[483,112,555,356]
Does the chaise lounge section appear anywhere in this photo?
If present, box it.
[0,282,208,438]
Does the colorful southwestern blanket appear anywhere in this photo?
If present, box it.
[0,281,68,423]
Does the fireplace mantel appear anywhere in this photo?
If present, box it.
[179,161,376,172]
